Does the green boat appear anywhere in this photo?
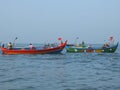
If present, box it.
[66,42,119,53]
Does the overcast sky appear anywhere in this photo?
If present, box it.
[0,0,120,44]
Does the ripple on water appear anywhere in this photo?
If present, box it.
[0,48,120,90]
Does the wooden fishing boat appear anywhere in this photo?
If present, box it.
[0,41,67,55]
[66,42,119,53]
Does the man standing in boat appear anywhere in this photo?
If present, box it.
[7,42,13,49]
[29,43,33,49]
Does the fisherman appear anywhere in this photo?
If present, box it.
[87,44,92,49]
[2,43,4,48]
[82,41,86,48]
[7,42,13,49]
[102,42,110,48]
[29,43,33,49]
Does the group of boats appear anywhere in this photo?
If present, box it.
[0,37,119,55]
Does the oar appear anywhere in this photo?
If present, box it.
[13,37,18,48]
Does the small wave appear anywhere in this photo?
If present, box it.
[8,86,35,90]
[0,77,24,83]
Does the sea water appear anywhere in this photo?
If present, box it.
[0,45,120,90]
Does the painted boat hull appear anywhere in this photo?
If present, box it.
[66,42,118,53]
[1,41,67,55]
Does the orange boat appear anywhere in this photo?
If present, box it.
[0,41,67,55]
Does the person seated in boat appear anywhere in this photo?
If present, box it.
[7,42,13,49]
[29,43,33,49]
[102,42,110,48]
[87,44,92,49]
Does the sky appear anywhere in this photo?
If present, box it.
[0,0,120,44]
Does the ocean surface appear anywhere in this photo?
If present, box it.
[0,45,120,90]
